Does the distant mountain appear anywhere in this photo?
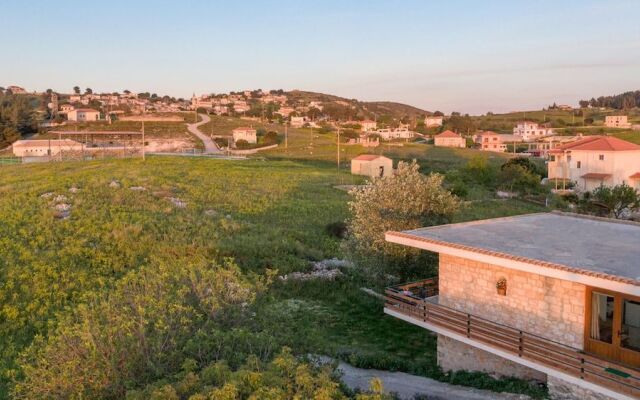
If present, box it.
[285,90,429,120]
[579,90,639,109]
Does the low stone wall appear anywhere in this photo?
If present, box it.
[229,144,278,155]
[120,115,184,122]
[547,375,615,400]
[437,334,546,382]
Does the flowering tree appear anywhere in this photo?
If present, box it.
[346,160,460,279]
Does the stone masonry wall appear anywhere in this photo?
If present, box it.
[437,334,546,382]
[438,254,586,348]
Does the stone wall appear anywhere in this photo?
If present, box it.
[438,254,586,348]
[547,375,615,400]
[437,334,546,382]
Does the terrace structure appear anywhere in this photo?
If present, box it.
[384,212,640,400]
[513,121,554,141]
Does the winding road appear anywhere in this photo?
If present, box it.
[186,113,221,154]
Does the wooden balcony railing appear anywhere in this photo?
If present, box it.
[385,278,640,398]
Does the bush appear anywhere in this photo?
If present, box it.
[263,131,279,145]
[235,139,250,149]
[325,221,347,238]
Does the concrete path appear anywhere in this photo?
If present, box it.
[336,361,532,400]
[186,113,221,154]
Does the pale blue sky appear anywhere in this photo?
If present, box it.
[1,0,639,113]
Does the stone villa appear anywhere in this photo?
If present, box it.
[434,130,465,148]
[384,212,640,400]
[351,154,393,178]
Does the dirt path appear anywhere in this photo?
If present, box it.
[186,113,221,154]
[335,361,532,400]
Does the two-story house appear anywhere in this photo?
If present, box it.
[547,136,640,191]
[605,116,632,129]
[384,212,640,400]
[513,121,554,141]
[232,127,257,144]
[476,131,506,152]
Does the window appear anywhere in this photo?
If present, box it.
[599,154,605,161]
[577,161,581,168]
[549,155,556,162]
[567,155,572,162]
[591,292,614,343]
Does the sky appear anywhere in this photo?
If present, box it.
[1,0,639,114]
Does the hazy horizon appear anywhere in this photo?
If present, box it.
[2,0,639,114]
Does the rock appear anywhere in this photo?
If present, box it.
[53,194,68,203]
[168,197,187,208]
[53,203,71,219]
[69,187,80,193]
[130,186,146,191]
[109,180,120,188]
[204,209,218,216]
[279,259,350,281]
[40,192,54,199]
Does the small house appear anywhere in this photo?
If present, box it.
[351,154,393,178]
[67,108,100,122]
[434,130,465,148]
[232,127,257,144]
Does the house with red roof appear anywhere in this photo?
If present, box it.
[548,136,640,191]
[434,130,465,148]
[351,154,392,178]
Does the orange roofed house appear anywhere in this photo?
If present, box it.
[434,130,465,148]
[475,131,507,152]
[350,154,392,178]
[384,212,640,400]
[548,136,640,191]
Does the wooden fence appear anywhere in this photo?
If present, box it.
[385,279,640,398]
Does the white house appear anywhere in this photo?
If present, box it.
[351,154,393,178]
[67,108,100,122]
[434,130,465,148]
[12,139,83,157]
[360,120,377,132]
[59,104,75,112]
[425,116,444,128]
[548,135,640,191]
[232,127,257,144]
[605,116,631,128]
[513,121,553,141]
[291,116,307,128]
[374,126,415,141]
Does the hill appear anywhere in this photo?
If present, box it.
[579,90,640,109]
[286,90,429,120]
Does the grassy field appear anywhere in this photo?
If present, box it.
[0,155,547,398]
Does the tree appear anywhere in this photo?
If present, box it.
[591,184,640,219]
[84,87,93,94]
[498,164,542,195]
[73,86,80,94]
[501,157,544,177]
[347,161,460,279]
[123,89,131,95]
[235,139,250,149]
[578,100,589,108]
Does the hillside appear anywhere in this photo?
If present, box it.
[579,90,640,109]
[286,90,429,120]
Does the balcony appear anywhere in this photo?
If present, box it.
[384,278,640,399]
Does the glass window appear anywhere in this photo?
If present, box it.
[599,154,605,160]
[621,299,640,352]
[577,161,581,168]
[591,292,614,343]
[567,155,572,162]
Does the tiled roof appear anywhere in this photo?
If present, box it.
[435,130,461,138]
[552,136,640,152]
[581,173,612,179]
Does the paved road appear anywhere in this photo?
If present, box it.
[186,113,221,154]
[332,360,532,400]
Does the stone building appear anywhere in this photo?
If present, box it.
[433,130,465,148]
[384,212,640,400]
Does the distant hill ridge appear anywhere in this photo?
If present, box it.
[286,90,429,119]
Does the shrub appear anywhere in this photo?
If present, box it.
[235,139,250,149]
[325,221,347,238]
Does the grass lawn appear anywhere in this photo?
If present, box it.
[0,156,547,398]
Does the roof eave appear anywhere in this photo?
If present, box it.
[385,230,640,296]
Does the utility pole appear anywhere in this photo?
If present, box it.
[284,124,288,149]
[337,127,341,171]
[142,121,146,161]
